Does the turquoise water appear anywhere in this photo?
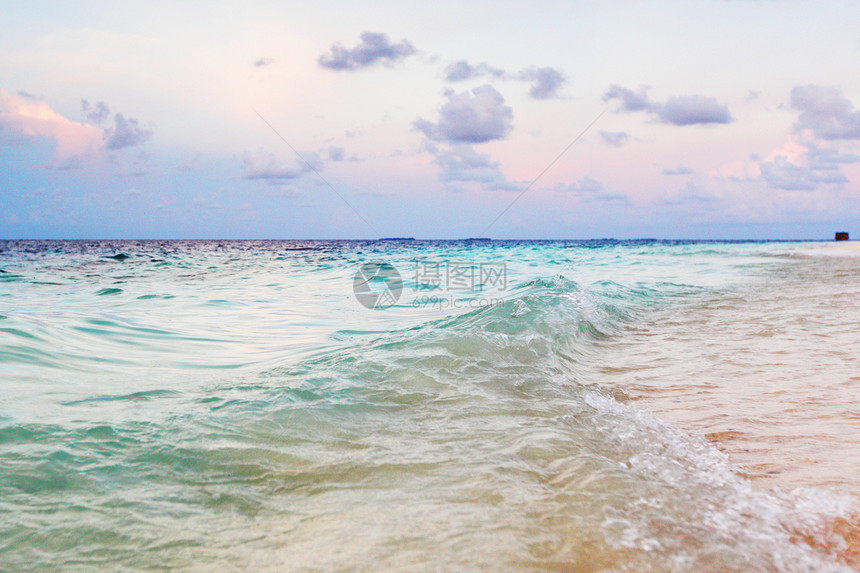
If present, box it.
[0,240,858,571]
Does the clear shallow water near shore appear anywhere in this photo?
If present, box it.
[0,239,858,572]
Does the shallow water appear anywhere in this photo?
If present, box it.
[0,239,857,571]
[599,244,860,497]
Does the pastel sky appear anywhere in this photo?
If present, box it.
[2,1,859,239]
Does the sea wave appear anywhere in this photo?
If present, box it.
[0,240,856,571]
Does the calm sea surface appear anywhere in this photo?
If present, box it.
[1,239,858,572]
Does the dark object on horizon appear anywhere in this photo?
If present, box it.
[378,237,416,241]
[835,232,849,241]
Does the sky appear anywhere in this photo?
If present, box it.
[1,0,859,239]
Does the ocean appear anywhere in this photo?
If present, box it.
[0,239,858,572]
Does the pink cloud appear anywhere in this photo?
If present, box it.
[0,89,102,159]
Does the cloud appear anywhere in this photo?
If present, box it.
[104,114,153,150]
[431,144,518,190]
[603,85,654,112]
[242,152,319,185]
[663,165,694,175]
[323,145,358,162]
[657,182,721,207]
[254,57,274,68]
[0,89,102,158]
[444,60,505,82]
[519,67,566,99]
[413,85,513,144]
[757,136,857,191]
[558,176,604,194]
[594,192,629,202]
[657,95,732,126]
[0,117,30,146]
[81,99,110,125]
[810,169,849,184]
[444,60,566,99]
[805,142,859,170]
[755,86,860,190]
[759,157,818,190]
[555,176,629,203]
[790,85,860,140]
[1,91,153,161]
[318,32,415,71]
[758,154,850,190]
[603,84,732,126]
[600,130,628,147]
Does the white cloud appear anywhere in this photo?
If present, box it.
[318,32,415,71]
[444,61,566,100]
[431,144,518,191]
[663,165,694,175]
[414,85,513,144]
[791,85,860,140]
[444,61,505,82]
[0,89,102,159]
[518,67,566,99]
[753,87,860,191]
[559,176,603,193]
[104,114,153,150]
[81,99,110,125]
[756,137,856,191]
[603,85,732,126]
[242,151,319,185]
[759,157,817,191]
[600,130,629,147]
[657,95,731,126]
[603,85,653,112]
[555,177,629,202]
